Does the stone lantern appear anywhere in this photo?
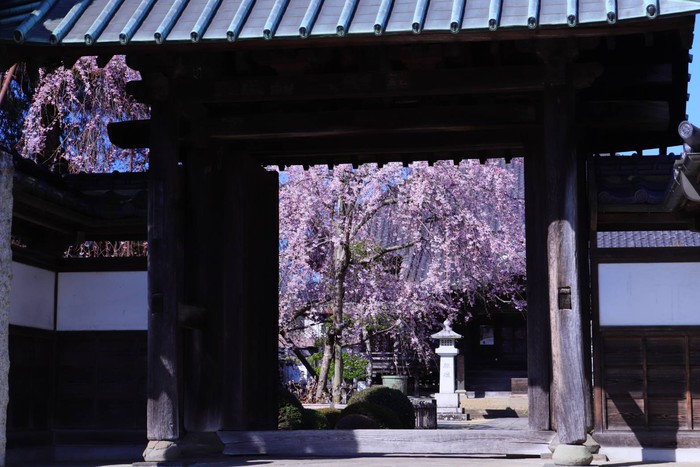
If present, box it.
[431,319,463,412]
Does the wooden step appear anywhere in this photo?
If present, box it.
[220,429,554,457]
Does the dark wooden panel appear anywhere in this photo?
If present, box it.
[595,431,700,448]
[647,366,687,397]
[646,337,686,366]
[7,326,53,448]
[604,337,643,367]
[689,338,700,366]
[606,398,645,430]
[690,367,700,397]
[54,331,147,431]
[692,399,700,428]
[648,398,689,430]
[599,331,700,434]
[604,367,644,398]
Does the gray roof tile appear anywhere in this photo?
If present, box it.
[598,230,700,248]
[3,0,700,46]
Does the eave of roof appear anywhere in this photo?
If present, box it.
[1,0,699,47]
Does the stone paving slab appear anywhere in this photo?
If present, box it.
[27,455,700,467]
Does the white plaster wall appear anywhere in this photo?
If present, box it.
[599,262,700,326]
[9,262,55,330]
[57,271,147,331]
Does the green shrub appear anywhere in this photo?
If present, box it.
[340,401,402,429]
[279,385,303,410]
[308,352,368,381]
[347,385,415,429]
[278,405,303,430]
[317,407,343,429]
[302,408,328,429]
[335,413,380,429]
[278,386,304,430]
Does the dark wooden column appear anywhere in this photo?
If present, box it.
[525,148,551,432]
[221,153,279,430]
[181,144,226,432]
[542,51,590,447]
[143,96,184,461]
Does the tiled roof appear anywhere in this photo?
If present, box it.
[597,230,700,248]
[1,0,700,46]
[594,153,679,207]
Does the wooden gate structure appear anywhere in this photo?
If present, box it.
[3,0,700,462]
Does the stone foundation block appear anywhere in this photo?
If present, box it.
[143,440,181,462]
[552,444,594,466]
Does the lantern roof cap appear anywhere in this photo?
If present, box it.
[431,319,462,340]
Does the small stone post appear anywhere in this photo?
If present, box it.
[431,320,462,413]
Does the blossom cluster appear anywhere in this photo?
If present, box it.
[19,56,149,173]
[278,160,526,361]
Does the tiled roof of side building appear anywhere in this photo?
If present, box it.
[1,0,700,46]
[597,230,700,248]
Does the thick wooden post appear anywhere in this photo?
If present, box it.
[542,52,591,456]
[143,98,183,462]
[524,148,551,432]
[222,154,279,431]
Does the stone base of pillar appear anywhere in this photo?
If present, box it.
[434,392,460,412]
[549,434,600,454]
[551,444,594,466]
[143,440,181,462]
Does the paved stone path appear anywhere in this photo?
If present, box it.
[33,456,700,466]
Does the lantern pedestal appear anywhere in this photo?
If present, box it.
[431,320,463,413]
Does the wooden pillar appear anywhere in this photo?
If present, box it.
[182,146,225,431]
[542,53,590,447]
[221,153,279,430]
[143,98,183,461]
[525,148,551,432]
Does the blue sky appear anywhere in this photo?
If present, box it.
[689,33,700,125]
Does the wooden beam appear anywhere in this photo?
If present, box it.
[222,128,531,157]
[209,104,536,140]
[131,62,598,106]
[582,101,670,131]
[596,211,696,231]
[149,66,550,104]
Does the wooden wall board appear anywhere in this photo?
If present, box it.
[598,330,700,432]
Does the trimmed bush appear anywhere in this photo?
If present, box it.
[340,401,402,429]
[278,386,304,430]
[317,407,343,429]
[347,385,415,429]
[278,405,303,430]
[335,414,380,429]
[302,408,328,429]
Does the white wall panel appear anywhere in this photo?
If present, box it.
[10,262,55,330]
[599,262,700,326]
[57,271,147,331]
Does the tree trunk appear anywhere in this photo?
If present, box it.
[0,151,13,466]
[315,331,335,400]
[363,328,373,386]
[330,241,349,403]
[332,335,343,403]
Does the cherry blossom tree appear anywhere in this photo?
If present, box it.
[278,160,525,402]
[17,56,148,173]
